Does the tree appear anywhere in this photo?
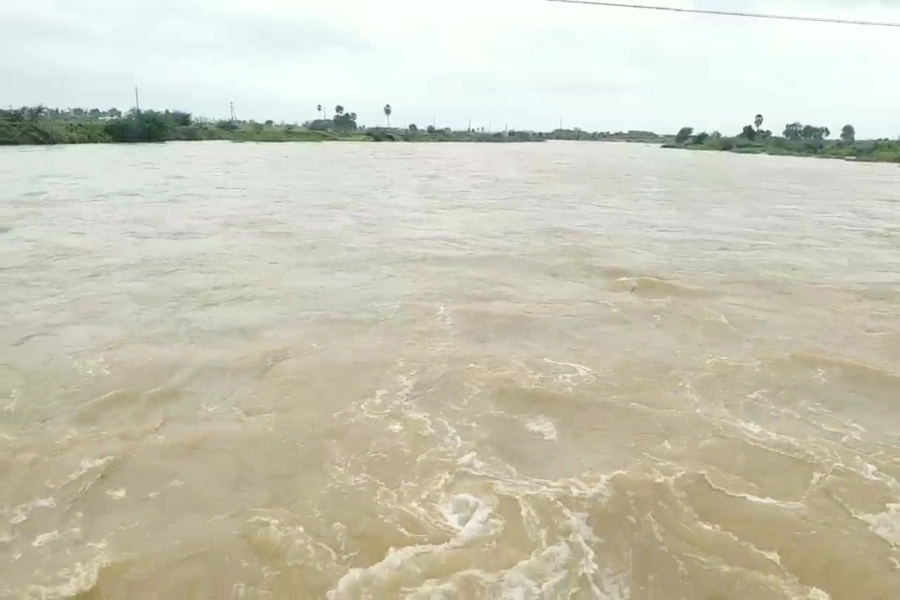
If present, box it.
[426,125,436,134]
[841,124,855,143]
[820,126,830,139]
[754,114,764,131]
[265,119,274,127]
[25,105,47,121]
[783,122,803,141]
[675,127,693,144]
[693,132,709,144]
[408,124,418,133]
[109,108,122,118]
[801,124,818,139]
[741,125,757,140]
[383,104,392,127]
[335,105,344,116]
[103,110,170,142]
[170,111,192,127]
[332,109,358,131]
[72,108,84,117]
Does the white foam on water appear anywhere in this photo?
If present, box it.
[501,543,571,600]
[248,515,340,563]
[32,530,61,547]
[27,553,109,600]
[4,388,19,412]
[525,417,557,442]
[857,503,900,546]
[695,520,783,568]
[853,459,900,496]
[106,488,127,500]
[736,419,765,435]
[62,456,115,486]
[10,497,56,525]
[738,493,805,511]
[439,494,493,538]
[437,306,452,326]
[327,493,499,600]
[542,358,596,385]
[327,541,453,600]
[703,473,806,511]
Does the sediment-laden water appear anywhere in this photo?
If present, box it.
[1,141,899,599]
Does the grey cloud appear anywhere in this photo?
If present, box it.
[2,1,367,64]
[1,0,899,136]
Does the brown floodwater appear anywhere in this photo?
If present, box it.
[1,141,899,600]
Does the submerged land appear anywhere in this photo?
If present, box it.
[1,105,897,163]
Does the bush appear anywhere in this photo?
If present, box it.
[675,127,693,144]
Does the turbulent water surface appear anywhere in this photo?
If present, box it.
[1,141,899,600]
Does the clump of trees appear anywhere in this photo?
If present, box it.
[103,109,194,142]
[306,104,359,132]
[782,122,830,141]
[668,113,898,162]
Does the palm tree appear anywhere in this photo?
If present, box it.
[335,105,344,117]
[384,104,392,128]
[754,114,764,131]
[317,104,322,120]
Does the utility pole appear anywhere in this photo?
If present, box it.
[229,101,237,124]
[468,118,472,132]
[134,87,140,112]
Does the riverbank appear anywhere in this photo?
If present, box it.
[663,135,900,163]
[0,121,551,145]
[0,106,673,146]
[0,115,553,146]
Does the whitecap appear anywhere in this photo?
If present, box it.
[858,503,900,546]
[525,417,557,442]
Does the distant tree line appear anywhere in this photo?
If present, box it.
[669,114,900,162]
[676,113,860,146]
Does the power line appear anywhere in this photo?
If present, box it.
[547,0,900,28]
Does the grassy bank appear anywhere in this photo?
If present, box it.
[664,121,900,163]
[0,105,675,147]
[665,137,900,163]
[0,112,338,145]
[0,107,551,146]
[0,117,547,145]
[4,106,896,161]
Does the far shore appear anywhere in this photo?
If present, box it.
[2,106,897,163]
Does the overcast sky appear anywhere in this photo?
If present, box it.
[2,0,898,137]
